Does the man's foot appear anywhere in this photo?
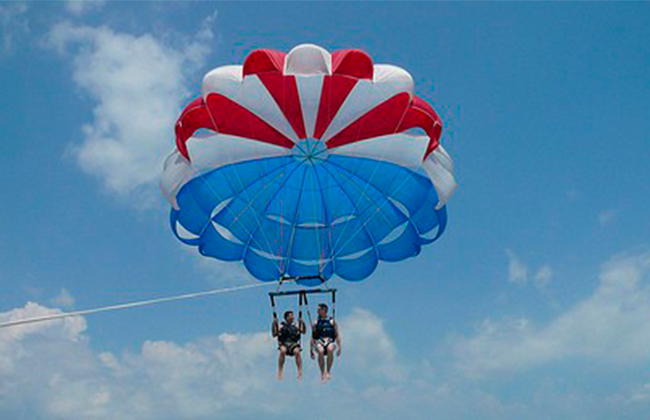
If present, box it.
[277,370,284,381]
[297,371,303,381]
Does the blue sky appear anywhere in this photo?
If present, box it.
[1,1,650,419]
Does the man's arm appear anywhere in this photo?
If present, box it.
[335,321,342,356]
[271,319,279,338]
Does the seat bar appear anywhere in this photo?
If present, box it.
[269,288,336,298]
[279,274,326,283]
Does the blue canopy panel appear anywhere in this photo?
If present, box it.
[170,155,447,285]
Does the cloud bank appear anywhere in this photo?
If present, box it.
[454,251,650,376]
[0,304,414,420]
[5,252,650,419]
[48,15,215,202]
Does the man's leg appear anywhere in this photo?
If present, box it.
[317,344,327,381]
[294,347,303,380]
[278,345,287,380]
[325,343,336,379]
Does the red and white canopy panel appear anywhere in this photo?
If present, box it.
[161,44,456,284]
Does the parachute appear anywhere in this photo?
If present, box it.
[161,44,456,285]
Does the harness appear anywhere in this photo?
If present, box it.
[313,317,336,340]
[268,279,337,354]
[278,321,300,343]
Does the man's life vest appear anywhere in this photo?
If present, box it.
[279,321,301,343]
[313,317,336,340]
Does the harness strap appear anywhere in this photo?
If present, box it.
[298,292,303,347]
[302,291,314,329]
[269,294,277,320]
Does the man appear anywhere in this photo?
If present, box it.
[310,303,341,381]
[272,310,306,380]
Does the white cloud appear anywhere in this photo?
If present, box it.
[339,308,405,381]
[4,292,648,420]
[0,3,29,55]
[506,249,528,286]
[43,14,234,286]
[50,288,76,308]
[47,15,216,203]
[506,250,553,290]
[64,0,106,15]
[0,301,276,420]
[0,302,86,344]
[534,265,553,289]
[0,302,415,420]
[454,251,650,376]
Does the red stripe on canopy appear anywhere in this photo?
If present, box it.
[323,94,443,159]
[397,96,443,158]
[175,97,216,159]
[243,49,286,76]
[313,75,358,139]
[326,93,411,149]
[258,73,307,139]
[204,93,295,149]
[331,49,374,80]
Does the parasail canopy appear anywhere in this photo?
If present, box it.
[161,44,457,285]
